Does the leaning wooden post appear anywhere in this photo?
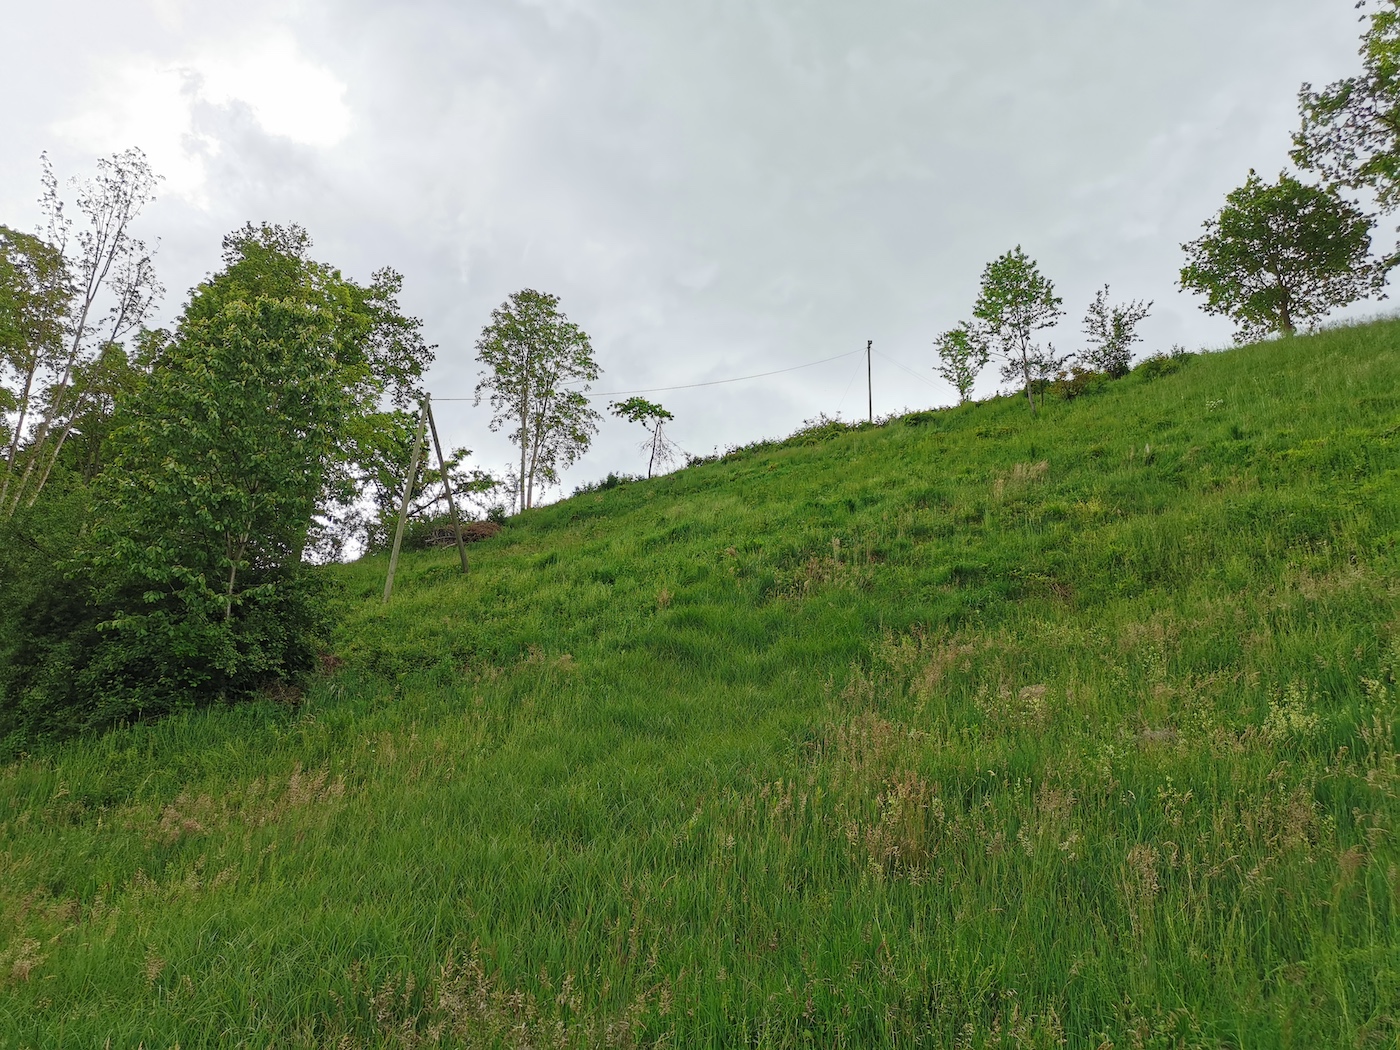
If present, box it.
[424,394,469,575]
[383,404,429,603]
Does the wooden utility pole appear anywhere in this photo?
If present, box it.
[424,394,469,575]
[866,339,873,424]
[383,404,429,603]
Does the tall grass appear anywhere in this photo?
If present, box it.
[2,323,1398,1047]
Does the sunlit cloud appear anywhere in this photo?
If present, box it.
[53,33,350,204]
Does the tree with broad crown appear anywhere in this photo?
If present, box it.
[1178,171,1386,342]
[475,289,601,511]
[1294,0,1400,222]
[932,323,988,405]
[1081,285,1152,378]
[971,247,1064,413]
[610,396,678,478]
[88,224,431,709]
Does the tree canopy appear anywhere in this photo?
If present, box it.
[1178,171,1386,341]
[475,289,600,511]
[972,247,1064,412]
[1294,0,1400,216]
[932,324,988,405]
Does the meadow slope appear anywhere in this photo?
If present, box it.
[2,323,1399,1047]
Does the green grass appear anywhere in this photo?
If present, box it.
[3,322,1399,1048]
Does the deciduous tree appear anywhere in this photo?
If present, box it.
[971,247,1064,412]
[932,323,988,404]
[610,396,678,478]
[1294,0,1400,217]
[474,289,601,510]
[2,150,162,518]
[0,226,70,489]
[1081,285,1152,378]
[1178,171,1386,341]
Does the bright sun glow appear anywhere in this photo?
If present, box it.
[53,33,351,204]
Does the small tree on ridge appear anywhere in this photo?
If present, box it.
[972,247,1064,412]
[933,323,988,404]
[610,396,678,478]
[1081,285,1152,378]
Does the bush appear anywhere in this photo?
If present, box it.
[1135,345,1195,381]
[1053,366,1107,401]
[0,496,337,753]
[573,472,644,496]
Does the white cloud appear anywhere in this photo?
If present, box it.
[52,33,350,203]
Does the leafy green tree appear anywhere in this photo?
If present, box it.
[0,226,70,479]
[1179,171,1386,341]
[972,247,1064,412]
[91,293,345,707]
[1081,285,1152,378]
[610,396,678,478]
[0,224,435,742]
[474,289,601,510]
[932,323,988,404]
[1294,1,1400,217]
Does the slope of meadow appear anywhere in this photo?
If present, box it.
[2,323,1399,1047]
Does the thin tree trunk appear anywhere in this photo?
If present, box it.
[518,388,529,514]
[1022,341,1035,413]
[0,361,40,508]
[225,535,249,621]
[525,389,553,510]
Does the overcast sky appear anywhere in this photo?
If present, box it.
[0,0,1381,494]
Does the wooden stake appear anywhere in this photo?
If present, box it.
[383,404,428,603]
[424,394,469,575]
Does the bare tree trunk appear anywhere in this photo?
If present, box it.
[525,389,553,510]
[1021,340,1035,414]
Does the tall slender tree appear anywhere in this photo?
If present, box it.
[972,247,1064,412]
[474,289,601,511]
[2,150,162,518]
[0,226,70,492]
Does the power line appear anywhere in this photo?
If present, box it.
[429,347,863,401]
[872,347,942,390]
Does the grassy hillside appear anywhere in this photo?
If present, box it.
[2,323,1398,1047]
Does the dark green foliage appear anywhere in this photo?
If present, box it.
[1051,365,1106,400]
[1080,284,1151,377]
